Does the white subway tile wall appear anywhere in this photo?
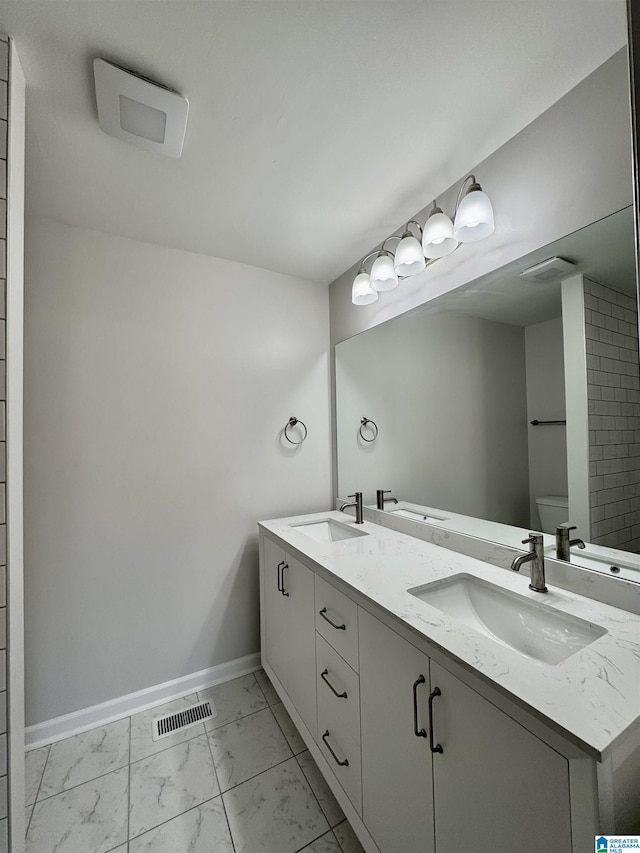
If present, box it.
[584,276,640,551]
[0,32,7,850]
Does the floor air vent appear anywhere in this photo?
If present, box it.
[152,701,215,741]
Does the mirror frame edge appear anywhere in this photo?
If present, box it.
[627,0,640,343]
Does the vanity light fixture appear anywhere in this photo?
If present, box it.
[351,237,402,303]
[452,176,495,243]
[370,248,399,292]
[351,267,378,305]
[394,222,426,276]
[351,174,494,305]
[422,204,458,259]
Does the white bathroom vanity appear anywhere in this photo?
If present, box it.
[259,511,640,853]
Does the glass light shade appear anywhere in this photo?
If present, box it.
[351,271,378,306]
[422,209,458,258]
[370,252,398,292]
[394,235,426,277]
[453,188,495,243]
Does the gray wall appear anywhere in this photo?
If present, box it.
[24,217,332,724]
[329,50,632,345]
[336,310,529,526]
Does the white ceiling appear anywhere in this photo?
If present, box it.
[1,1,629,283]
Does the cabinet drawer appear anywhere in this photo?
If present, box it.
[316,633,362,813]
[315,574,359,671]
[316,634,360,745]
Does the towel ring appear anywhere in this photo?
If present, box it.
[284,417,307,445]
[359,417,378,442]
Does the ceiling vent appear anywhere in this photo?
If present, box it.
[518,256,576,282]
[93,58,189,158]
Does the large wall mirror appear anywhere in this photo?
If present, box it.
[335,204,640,583]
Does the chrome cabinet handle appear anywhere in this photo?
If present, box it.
[321,669,347,699]
[319,608,346,630]
[276,561,285,593]
[428,686,443,754]
[412,675,427,738]
[281,563,289,597]
[322,730,349,767]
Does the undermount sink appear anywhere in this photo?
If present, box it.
[408,573,606,665]
[290,519,369,543]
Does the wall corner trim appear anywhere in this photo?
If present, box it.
[24,652,261,750]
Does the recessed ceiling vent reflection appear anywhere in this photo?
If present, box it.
[519,257,577,282]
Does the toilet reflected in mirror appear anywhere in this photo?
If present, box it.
[536,495,569,534]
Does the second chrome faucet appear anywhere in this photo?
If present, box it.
[340,492,364,524]
[555,524,586,562]
[376,489,398,510]
[511,533,547,593]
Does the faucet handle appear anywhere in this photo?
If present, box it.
[556,523,577,533]
[522,533,543,548]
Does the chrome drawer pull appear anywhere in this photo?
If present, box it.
[276,561,285,593]
[281,563,289,597]
[412,674,427,738]
[321,669,347,699]
[428,686,443,754]
[319,607,346,630]
[322,730,349,767]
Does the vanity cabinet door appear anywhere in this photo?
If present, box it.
[262,536,288,689]
[261,537,317,737]
[430,661,572,853]
[284,553,317,737]
[359,608,435,853]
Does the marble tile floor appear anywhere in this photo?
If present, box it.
[24,671,365,853]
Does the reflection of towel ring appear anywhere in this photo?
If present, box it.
[284,417,308,445]
[359,417,378,442]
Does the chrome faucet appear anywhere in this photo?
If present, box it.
[376,489,398,510]
[555,524,586,562]
[340,492,364,524]
[511,533,547,593]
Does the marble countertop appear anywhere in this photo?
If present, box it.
[375,499,640,583]
[369,499,555,550]
[259,511,640,762]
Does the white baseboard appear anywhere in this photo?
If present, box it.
[25,652,262,750]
